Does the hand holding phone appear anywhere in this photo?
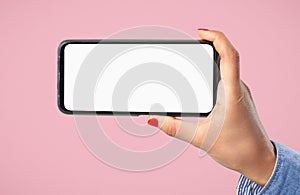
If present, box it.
[147,30,276,187]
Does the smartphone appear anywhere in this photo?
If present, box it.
[57,39,219,117]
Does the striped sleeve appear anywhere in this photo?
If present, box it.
[236,175,263,195]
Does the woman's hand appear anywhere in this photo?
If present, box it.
[147,30,276,186]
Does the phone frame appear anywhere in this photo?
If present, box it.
[57,39,220,117]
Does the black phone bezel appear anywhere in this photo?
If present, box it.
[57,39,220,117]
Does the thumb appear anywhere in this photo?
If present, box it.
[147,115,203,147]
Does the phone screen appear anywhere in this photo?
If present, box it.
[58,40,218,116]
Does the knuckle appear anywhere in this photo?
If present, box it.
[215,31,225,40]
[231,48,240,58]
[241,81,253,99]
[162,118,177,137]
[228,48,240,62]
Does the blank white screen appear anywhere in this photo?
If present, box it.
[63,43,214,113]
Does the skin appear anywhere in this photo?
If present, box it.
[147,30,276,187]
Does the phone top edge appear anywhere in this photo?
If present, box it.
[58,39,214,45]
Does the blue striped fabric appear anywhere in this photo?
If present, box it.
[236,175,263,195]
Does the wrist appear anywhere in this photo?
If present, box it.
[241,140,276,186]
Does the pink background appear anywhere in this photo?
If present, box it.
[1,0,300,194]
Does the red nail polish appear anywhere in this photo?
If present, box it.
[197,28,209,31]
[147,118,158,127]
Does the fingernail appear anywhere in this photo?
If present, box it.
[197,28,209,31]
[147,118,158,127]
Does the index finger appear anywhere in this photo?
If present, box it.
[198,29,241,95]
